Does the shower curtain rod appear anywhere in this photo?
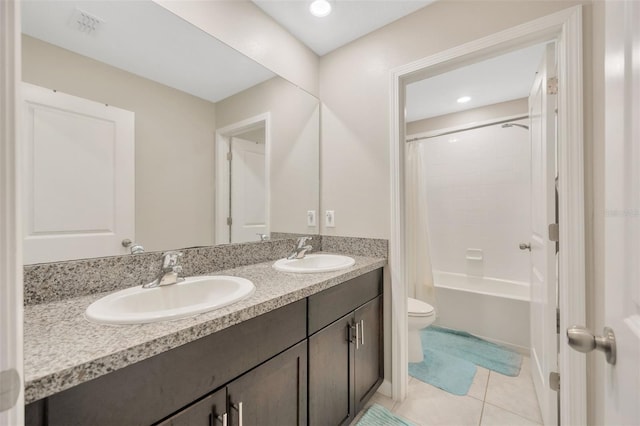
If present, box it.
[405,114,529,143]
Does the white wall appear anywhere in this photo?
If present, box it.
[407,98,528,135]
[318,3,603,422]
[418,118,531,283]
[318,0,588,239]
[154,0,319,97]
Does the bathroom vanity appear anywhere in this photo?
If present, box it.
[24,255,385,426]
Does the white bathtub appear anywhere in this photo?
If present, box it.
[433,271,530,353]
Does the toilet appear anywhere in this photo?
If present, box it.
[408,297,436,363]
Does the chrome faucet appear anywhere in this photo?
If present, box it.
[143,251,185,288]
[287,236,313,260]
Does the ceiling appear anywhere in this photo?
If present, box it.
[21,0,275,103]
[252,0,436,56]
[405,43,548,122]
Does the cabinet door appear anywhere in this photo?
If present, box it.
[156,388,227,426]
[227,341,307,426]
[354,296,383,413]
[308,313,354,426]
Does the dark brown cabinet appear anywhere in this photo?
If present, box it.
[157,389,227,426]
[159,341,307,426]
[308,313,353,426]
[26,268,383,426]
[354,296,383,413]
[227,341,307,426]
[308,270,383,426]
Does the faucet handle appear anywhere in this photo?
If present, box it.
[162,251,183,267]
[296,236,312,248]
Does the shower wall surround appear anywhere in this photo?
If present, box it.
[23,236,388,305]
[421,119,531,283]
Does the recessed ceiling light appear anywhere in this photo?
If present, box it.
[309,0,332,17]
[457,96,471,104]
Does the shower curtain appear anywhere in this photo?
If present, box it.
[405,141,436,306]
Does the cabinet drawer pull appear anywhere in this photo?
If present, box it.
[360,319,365,346]
[216,412,228,426]
[232,401,243,426]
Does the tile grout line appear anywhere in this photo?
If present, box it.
[477,370,491,426]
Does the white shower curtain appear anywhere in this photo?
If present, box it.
[405,141,436,306]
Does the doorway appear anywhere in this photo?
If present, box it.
[215,113,271,244]
[389,6,585,425]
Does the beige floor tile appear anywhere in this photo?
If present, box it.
[368,391,396,411]
[480,403,543,426]
[467,367,490,401]
[484,357,542,423]
[393,378,483,426]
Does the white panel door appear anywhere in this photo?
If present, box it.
[22,83,134,264]
[602,1,640,424]
[529,43,558,426]
[230,137,267,243]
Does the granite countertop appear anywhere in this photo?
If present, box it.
[24,253,386,404]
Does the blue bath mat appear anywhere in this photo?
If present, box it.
[409,348,477,395]
[356,404,416,426]
[422,326,523,376]
[409,326,523,395]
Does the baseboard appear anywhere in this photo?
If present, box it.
[477,334,530,355]
[435,324,530,356]
[377,379,392,398]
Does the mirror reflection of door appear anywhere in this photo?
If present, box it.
[229,130,267,243]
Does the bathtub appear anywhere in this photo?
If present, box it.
[433,271,530,354]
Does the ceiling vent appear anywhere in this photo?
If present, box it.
[70,8,104,35]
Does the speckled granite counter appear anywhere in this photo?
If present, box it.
[24,254,386,404]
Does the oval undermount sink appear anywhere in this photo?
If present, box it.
[85,275,255,325]
[273,254,355,273]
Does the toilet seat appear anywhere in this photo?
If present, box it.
[408,297,434,317]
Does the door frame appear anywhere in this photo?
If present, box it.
[214,113,271,245]
[0,0,24,423]
[388,6,586,425]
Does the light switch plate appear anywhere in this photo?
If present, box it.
[307,210,316,226]
[325,210,335,227]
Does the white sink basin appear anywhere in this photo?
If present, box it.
[273,254,355,273]
[85,275,255,325]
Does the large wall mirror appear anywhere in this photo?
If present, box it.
[21,0,320,264]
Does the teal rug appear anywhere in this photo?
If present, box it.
[356,404,415,426]
[409,326,523,395]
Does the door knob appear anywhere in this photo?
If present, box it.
[519,242,531,251]
[566,325,616,365]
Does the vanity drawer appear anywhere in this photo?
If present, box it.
[44,299,306,426]
[308,268,382,335]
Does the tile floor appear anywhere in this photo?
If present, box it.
[356,356,543,426]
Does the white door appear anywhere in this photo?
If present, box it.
[529,43,558,426]
[230,137,267,243]
[22,83,134,264]
[601,1,640,423]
